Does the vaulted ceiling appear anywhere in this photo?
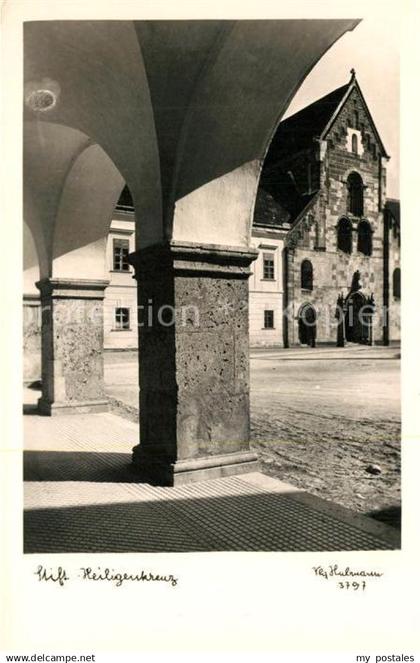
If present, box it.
[24,19,359,279]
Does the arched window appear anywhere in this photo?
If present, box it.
[357,220,373,256]
[337,218,353,254]
[393,268,401,299]
[301,260,313,290]
[298,303,317,347]
[347,172,364,216]
[351,134,358,154]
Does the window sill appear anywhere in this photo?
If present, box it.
[260,278,276,282]
[261,327,276,330]
[301,288,313,293]
[110,269,132,274]
[111,329,132,332]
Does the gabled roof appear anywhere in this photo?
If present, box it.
[265,83,350,161]
[254,72,390,231]
[254,184,318,228]
[264,70,389,164]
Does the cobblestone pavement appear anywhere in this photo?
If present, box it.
[101,346,401,524]
[23,406,399,553]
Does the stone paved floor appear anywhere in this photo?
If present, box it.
[23,402,400,553]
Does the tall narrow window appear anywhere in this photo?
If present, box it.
[263,253,275,280]
[354,110,359,129]
[347,172,364,216]
[264,310,274,329]
[301,220,310,247]
[337,218,353,254]
[113,238,130,271]
[393,268,401,299]
[115,307,130,330]
[301,259,313,291]
[357,220,373,256]
[351,134,358,154]
[314,221,321,249]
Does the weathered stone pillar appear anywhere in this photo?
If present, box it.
[23,294,41,384]
[36,278,109,416]
[129,241,259,486]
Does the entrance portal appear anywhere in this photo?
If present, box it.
[298,303,317,347]
[345,291,369,343]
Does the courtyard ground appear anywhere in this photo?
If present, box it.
[104,345,401,527]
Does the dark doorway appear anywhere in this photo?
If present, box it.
[345,291,369,343]
[298,303,317,347]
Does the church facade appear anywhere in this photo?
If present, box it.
[250,71,400,347]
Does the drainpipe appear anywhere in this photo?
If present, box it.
[380,156,390,345]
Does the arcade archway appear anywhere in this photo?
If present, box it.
[298,303,317,347]
[24,19,359,484]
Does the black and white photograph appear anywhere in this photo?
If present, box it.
[22,16,400,554]
[2,0,419,659]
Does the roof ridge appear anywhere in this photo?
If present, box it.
[281,81,350,127]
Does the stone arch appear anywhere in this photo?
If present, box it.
[347,171,364,216]
[168,19,360,247]
[23,121,91,278]
[345,290,369,344]
[23,221,41,294]
[23,19,360,479]
[22,199,49,281]
[52,142,124,280]
[24,20,162,249]
[298,303,317,347]
[24,19,359,254]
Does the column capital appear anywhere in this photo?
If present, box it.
[129,241,258,280]
[36,277,110,300]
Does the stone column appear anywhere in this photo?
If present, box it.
[129,241,259,486]
[23,294,41,384]
[36,278,109,416]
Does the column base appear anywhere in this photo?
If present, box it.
[38,397,109,416]
[132,445,259,486]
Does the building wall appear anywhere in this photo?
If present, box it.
[103,214,138,350]
[286,87,389,345]
[248,232,285,346]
